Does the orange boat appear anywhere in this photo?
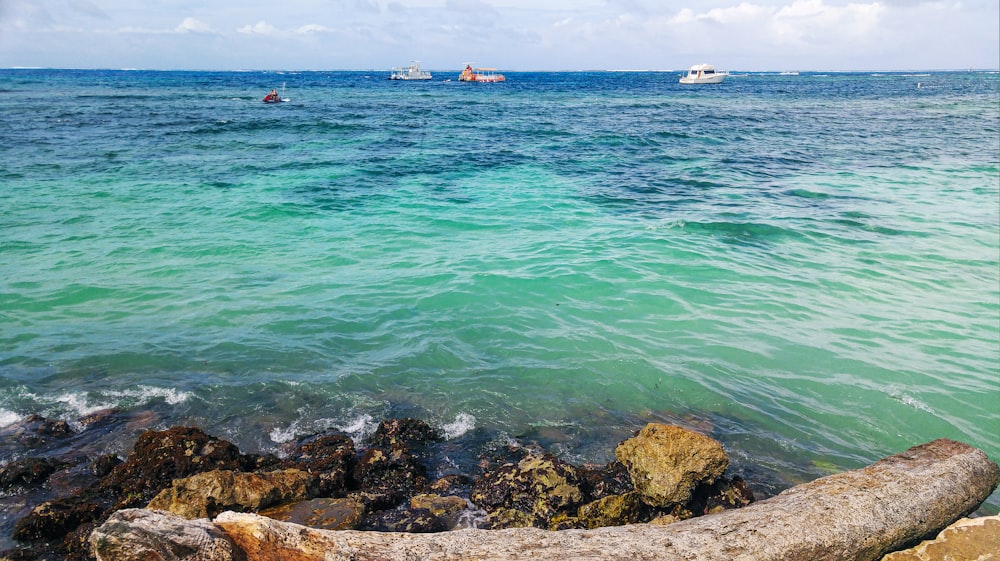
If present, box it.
[458,65,506,83]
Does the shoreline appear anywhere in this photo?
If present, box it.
[3,411,999,560]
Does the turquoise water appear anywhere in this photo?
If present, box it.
[2,70,998,509]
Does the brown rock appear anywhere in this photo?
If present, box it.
[89,508,236,561]
[209,438,997,561]
[368,418,441,450]
[281,433,356,497]
[352,445,428,509]
[614,423,728,507]
[881,515,1000,560]
[12,492,105,542]
[410,494,469,529]
[470,452,584,528]
[101,426,245,509]
[146,469,317,519]
[260,497,365,531]
[576,492,645,529]
[0,457,73,490]
[361,507,445,533]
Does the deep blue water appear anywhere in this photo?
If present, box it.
[1,69,998,540]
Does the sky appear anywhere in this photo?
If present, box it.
[0,0,997,71]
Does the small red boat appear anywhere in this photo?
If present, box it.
[262,88,288,103]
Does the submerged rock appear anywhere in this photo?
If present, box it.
[361,507,446,533]
[0,457,73,491]
[146,468,318,519]
[0,414,73,451]
[409,494,470,529]
[614,423,728,507]
[260,497,366,531]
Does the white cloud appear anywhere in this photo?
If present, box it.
[237,20,278,35]
[296,23,331,34]
[0,0,995,70]
[175,17,214,34]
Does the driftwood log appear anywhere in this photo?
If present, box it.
[93,438,1000,561]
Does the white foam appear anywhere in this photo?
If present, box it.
[337,414,377,442]
[268,422,300,444]
[898,394,934,414]
[0,409,22,428]
[886,386,935,414]
[441,413,476,440]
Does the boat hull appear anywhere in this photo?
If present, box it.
[679,74,726,84]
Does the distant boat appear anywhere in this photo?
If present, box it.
[679,64,727,84]
[458,64,506,83]
[389,62,432,81]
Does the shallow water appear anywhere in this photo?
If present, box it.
[2,70,998,540]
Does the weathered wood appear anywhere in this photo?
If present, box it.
[93,438,1000,561]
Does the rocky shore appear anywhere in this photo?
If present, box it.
[1,414,997,561]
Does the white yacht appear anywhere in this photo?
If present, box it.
[389,62,432,81]
[679,64,727,84]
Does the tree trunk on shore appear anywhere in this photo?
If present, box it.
[94,438,1000,561]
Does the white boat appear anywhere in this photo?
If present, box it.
[389,62,432,81]
[679,64,727,84]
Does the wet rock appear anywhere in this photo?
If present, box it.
[693,475,754,515]
[90,454,122,478]
[100,426,245,509]
[0,457,73,490]
[89,508,237,561]
[615,423,728,507]
[260,497,366,531]
[362,507,445,533]
[427,474,472,495]
[579,461,634,501]
[281,433,356,497]
[146,468,318,519]
[409,494,469,529]
[470,452,585,528]
[482,507,536,529]
[0,415,73,448]
[352,445,428,509]
[881,515,1000,560]
[576,492,646,529]
[12,492,105,542]
[368,418,441,451]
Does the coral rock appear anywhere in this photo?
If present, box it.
[614,423,728,507]
[146,469,317,519]
[470,452,584,528]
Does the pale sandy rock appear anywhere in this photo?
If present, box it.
[89,508,235,561]
[615,423,729,507]
[146,468,317,519]
[881,515,1000,561]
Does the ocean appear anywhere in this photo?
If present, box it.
[1,69,998,539]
